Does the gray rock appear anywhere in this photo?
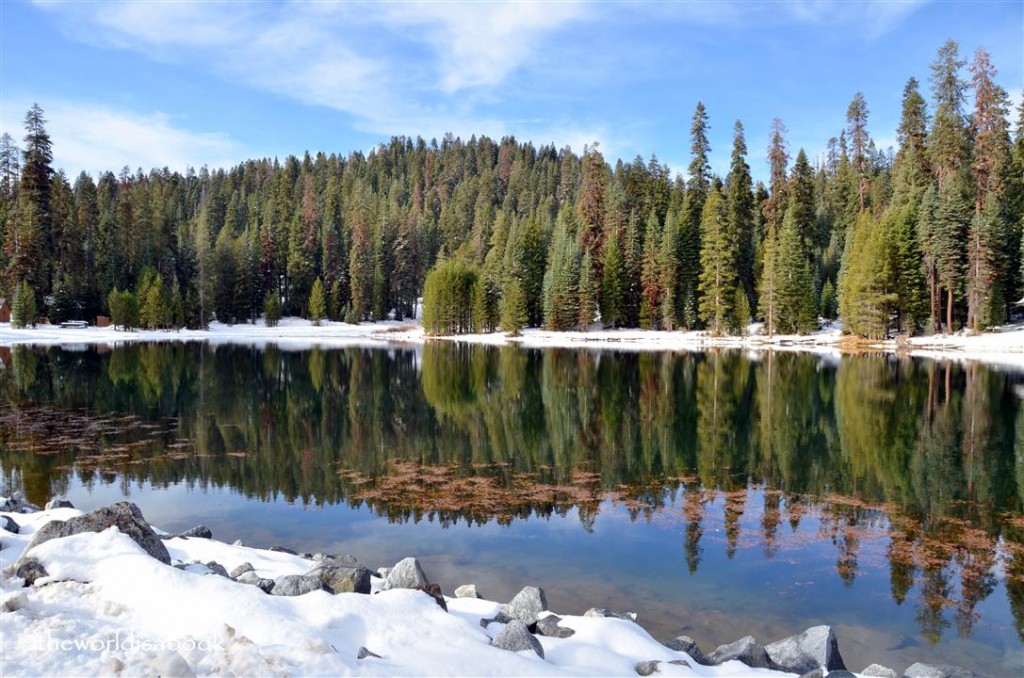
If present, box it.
[823,672,857,678]
[44,498,74,510]
[377,567,391,579]
[903,664,978,678]
[584,607,638,622]
[765,625,845,674]
[315,553,360,567]
[235,571,275,593]
[269,545,297,555]
[667,660,691,668]
[417,583,448,611]
[309,564,371,594]
[177,525,213,539]
[204,561,229,578]
[357,646,381,659]
[18,502,170,565]
[1,515,20,534]
[15,558,48,586]
[385,557,429,589]
[270,574,325,597]
[706,636,774,669]
[2,492,40,514]
[798,670,824,678]
[480,617,495,628]
[636,660,660,676]
[495,586,548,626]
[535,614,575,638]
[664,635,706,664]
[229,562,255,579]
[862,664,899,678]
[454,584,481,599]
[490,619,544,659]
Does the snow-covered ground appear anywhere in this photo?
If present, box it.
[2,318,1022,369]
[0,502,843,677]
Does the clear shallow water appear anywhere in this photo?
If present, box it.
[1,342,1022,675]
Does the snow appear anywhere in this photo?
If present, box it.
[3,317,1021,370]
[0,504,821,677]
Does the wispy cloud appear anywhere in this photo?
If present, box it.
[3,100,244,177]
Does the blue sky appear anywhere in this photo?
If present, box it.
[1,1,1021,183]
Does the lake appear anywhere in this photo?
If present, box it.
[1,341,1022,675]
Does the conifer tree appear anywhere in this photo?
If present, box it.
[263,290,280,327]
[11,280,36,328]
[727,121,755,307]
[542,210,580,331]
[501,276,527,336]
[846,93,871,211]
[840,212,896,338]
[775,204,817,334]
[698,189,736,335]
[929,39,968,191]
[758,231,779,336]
[680,102,711,328]
[640,210,662,328]
[309,276,326,326]
[658,208,680,329]
[601,225,625,328]
[577,250,598,330]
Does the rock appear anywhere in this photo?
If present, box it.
[417,583,448,611]
[2,492,40,514]
[2,590,28,611]
[635,660,661,676]
[309,564,371,594]
[18,502,170,565]
[584,607,638,622]
[44,498,74,510]
[535,614,575,638]
[664,635,707,664]
[495,586,548,626]
[667,660,691,668]
[798,670,824,678]
[490,619,544,659]
[903,664,978,678]
[15,559,48,586]
[454,584,481,599]
[480,617,495,628]
[823,672,856,678]
[706,636,774,669]
[377,567,391,579]
[316,553,359,567]
[177,525,213,539]
[1,515,20,534]
[236,571,275,593]
[765,625,845,674]
[385,557,429,589]
[269,545,297,555]
[270,574,325,596]
[862,664,899,678]
[357,646,381,659]
[229,562,255,579]
[204,561,229,578]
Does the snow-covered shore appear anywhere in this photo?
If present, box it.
[1,318,1023,370]
[1,499,969,677]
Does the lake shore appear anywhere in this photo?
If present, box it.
[2,318,1023,370]
[0,498,980,677]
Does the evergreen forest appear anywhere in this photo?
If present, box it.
[2,40,1022,338]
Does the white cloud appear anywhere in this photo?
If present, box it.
[4,100,244,177]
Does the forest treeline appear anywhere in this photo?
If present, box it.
[1,40,1022,337]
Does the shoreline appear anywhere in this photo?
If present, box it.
[1,319,1023,370]
[0,498,986,677]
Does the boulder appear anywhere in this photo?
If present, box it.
[235,571,275,593]
[385,557,429,589]
[584,607,638,622]
[903,664,978,678]
[315,553,360,567]
[454,584,481,599]
[15,558,48,586]
[309,564,371,594]
[490,619,544,659]
[269,545,297,555]
[177,525,213,539]
[2,492,40,513]
[44,498,74,511]
[357,647,381,659]
[229,562,255,579]
[798,670,824,678]
[765,625,845,674]
[270,574,326,597]
[495,586,548,626]
[204,561,229,578]
[664,635,707,664]
[706,636,774,669]
[635,660,660,676]
[861,664,899,678]
[535,614,575,639]
[417,583,448,611]
[18,502,170,565]
[1,515,20,534]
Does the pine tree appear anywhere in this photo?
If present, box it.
[698,189,736,335]
[329,278,344,321]
[309,276,326,326]
[577,250,598,330]
[727,121,756,308]
[764,118,789,239]
[775,204,817,334]
[933,177,969,331]
[542,210,580,331]
[11,280,36,328]
[264,290,281,327]
[658,208,680,330]
[680,102,711,328]
[758,231,779,336]
[601,225,625,328]
[886,205,929,334]
[846,92,871,211]
[500,276,527,336]
[640,210,662,328]
[929,39,968,191]
[840,212,897,338]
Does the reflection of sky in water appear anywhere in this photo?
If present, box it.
[42,472,1022,676]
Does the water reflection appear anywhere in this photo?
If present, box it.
[1,342,1022,649]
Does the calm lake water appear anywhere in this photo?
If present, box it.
[1,342,1022,675]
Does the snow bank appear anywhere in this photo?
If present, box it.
[3,318,1022,370]
[0,501,860,677]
